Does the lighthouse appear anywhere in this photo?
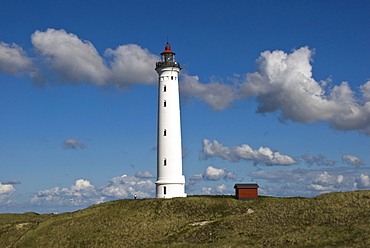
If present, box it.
[155,42,186,198]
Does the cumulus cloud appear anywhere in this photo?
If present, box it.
[180,75,240,110]
[360,81,370,102]
[201,139,297,165]
[244,48,370,134]
[2,31,369,134]
[104,44,158,89]
[302,154,335,166]
[62,139,85,150]
[180,47,370,135]
[188,166,238,184]
[224,171,238,181]
[355,174,370,189]
[249,168,361,197]
[0,42,33,75]
[0,183,16,204]
[31,179,103,206]
[31,29,109,85]
[309,171,345,192]
[0,28,158,88]
[203,166,227,180]
[215,184,227,193]
[187,174,204,186]
[199,184,228,195]
[187,166,238,194]
[31,175,155,207]
[201,187,212,195]
[190,174,203,181]
[30,28,158,88]
[342,154,364,167]
[100,175,155,199]
[0,41,42,83]
[134,171,155,178]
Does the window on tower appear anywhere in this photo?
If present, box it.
[164,158,167,166]
[171,76,173,80]
[163,129,167,136]
[164,85,166,92]
[164,100,166,107]
[163,186,167,195]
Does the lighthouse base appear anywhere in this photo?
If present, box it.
[156,178,187,198]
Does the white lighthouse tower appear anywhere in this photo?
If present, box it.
[155,42,186,198]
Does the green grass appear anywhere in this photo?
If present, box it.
[1,191,370,247]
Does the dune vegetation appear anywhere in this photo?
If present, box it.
[1,190,370,247]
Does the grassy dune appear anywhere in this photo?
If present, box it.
[1,191,370,247]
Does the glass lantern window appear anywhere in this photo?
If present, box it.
[162,53,174,62]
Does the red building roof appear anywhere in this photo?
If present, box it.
[234,183,259,189]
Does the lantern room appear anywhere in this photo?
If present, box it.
[161,42,175,62]
[156,42,180,69]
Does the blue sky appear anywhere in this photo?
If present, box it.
[0,0,369,213]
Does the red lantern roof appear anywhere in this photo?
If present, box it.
[161,42,175,54]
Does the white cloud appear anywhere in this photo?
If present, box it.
[249,168,359,197]
[203,166,227,181]
[31,29,109,85]
[63,139,85,150]
[31,179,103,207]
[31,29,159,88]
[355,174,370,189]
[31,175,156,207]
[2,32,369,134]
[100,175,155,199]
[342,154,364,167]
[186,166,238,194]
[243,47,370,135]
[360,80,370,102]
[202,166,238,181]
[135,171,155,178]
[215,184,227,193]
[0,42,34,75]
[309,171,343,193]
[199,184,229,195]
[0,183,15,204]
[201,139,297,165]
[302,154,335,166]
[191,174,203,180]
[0,41,42,84]
[187,174,204,186]
[180,47,370,135]
[105,44,158,89]
[180,74,239,110]
[186,166,238,193]
[201,187,212,195]
[224,171,238,181]
[0,28,159,89]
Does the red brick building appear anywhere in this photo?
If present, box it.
[234,183,259,201]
